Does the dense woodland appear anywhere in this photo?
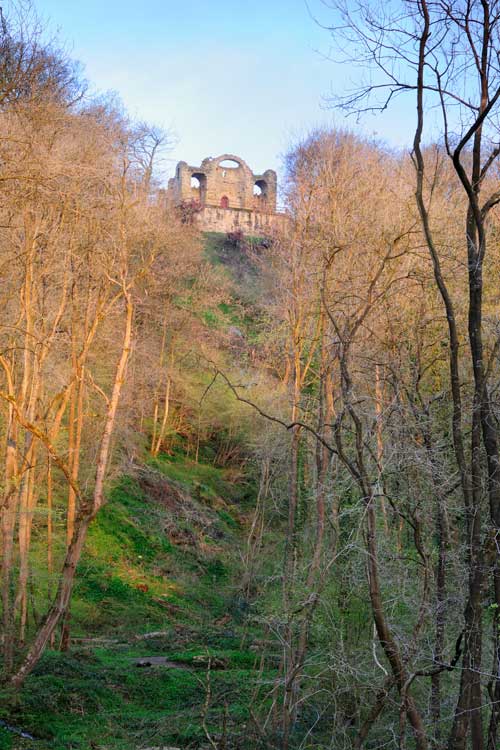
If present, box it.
[3,1,500,749]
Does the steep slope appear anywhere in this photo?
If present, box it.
[1,232,277,750]
[2,454,273,750]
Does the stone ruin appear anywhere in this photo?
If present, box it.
[167,153,286,235]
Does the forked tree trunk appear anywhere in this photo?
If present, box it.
[10,292,134,688]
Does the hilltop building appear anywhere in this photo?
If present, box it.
[167,154,286,234]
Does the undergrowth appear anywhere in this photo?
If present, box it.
[2,451,271,750]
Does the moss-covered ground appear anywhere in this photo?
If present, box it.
[1,454,273,750]
[0,232,279,749]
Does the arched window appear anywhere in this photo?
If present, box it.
[254,180,267,198]
[219,159,241,169]
[190,172,207,204]
[220,195,229,209]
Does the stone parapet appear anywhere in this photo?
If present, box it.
[197,205,288,235]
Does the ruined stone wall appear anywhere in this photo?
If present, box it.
[197,206,288,235]
[167,153,282,234]
[168,154,277,211]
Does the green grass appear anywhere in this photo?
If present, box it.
[148,452,230,499]
[4,639,268,749]
[2,453,275,749]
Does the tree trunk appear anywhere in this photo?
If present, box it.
[10,291,134,687]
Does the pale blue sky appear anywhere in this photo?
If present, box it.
[36,0,413,181]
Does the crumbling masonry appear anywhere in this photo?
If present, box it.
[167,154,286,234]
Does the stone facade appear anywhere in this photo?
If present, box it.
[167,154,285,234]
[197,205,288,234]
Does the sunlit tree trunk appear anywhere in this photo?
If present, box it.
[11,290,134,687]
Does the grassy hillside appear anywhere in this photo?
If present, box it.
[0,232,282,750]
[1,453,273,750]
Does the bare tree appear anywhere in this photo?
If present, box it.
[320,1,500,746]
